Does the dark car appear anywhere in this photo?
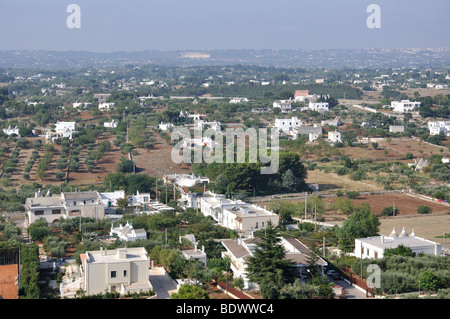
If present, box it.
[331,273,341,280]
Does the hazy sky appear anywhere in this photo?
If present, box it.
[0,0,449,52]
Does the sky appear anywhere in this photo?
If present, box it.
[0,0,449,52]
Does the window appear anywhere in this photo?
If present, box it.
[111,271,116,278]
[52,209,61,215]
[262,222,264,228]
[34,210,44,215]
[123,270,127,277]
[255,222,258,228]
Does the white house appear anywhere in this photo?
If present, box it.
[229,97,249,104]
[328,130,342,143]
[2,126,20,136]
[391,100,421,113]
[52,121,77,141]
[355,228,442,259]
[128,191,151,206]
[428,121,450,136]
[99,190,126,208]
[99,102,116,111]
[109,221,147,242]
[321,117,342,127]
[80,246,152,296]
[389,125,405,133]
[159,122,174,132]
[104,120,118,128]
[308,102,329,112]
[181,243,207,266]
[273,100,292,112]
[274,117,302,133]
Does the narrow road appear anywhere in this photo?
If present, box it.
[148,267,178,299]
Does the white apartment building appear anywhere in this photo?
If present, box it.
[25,190,105,225]
[308,102,329,112]
[81,246,152,296]
[391,100,421,113]
[199,191,279,236]
[355,227,442,259]
[274,117,302,133]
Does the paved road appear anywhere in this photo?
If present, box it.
[148,267,178,299]
[331,277,370,299]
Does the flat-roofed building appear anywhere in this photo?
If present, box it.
[25,190,104,225]
[355,227,442,259]
[199,191,279,236]
[81,246,152,296]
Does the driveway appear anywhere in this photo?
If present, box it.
[148,267,178,299]
[331,277,370,299]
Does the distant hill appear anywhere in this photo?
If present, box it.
[0,48,449,70]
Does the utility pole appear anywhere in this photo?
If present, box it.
[305,192,307,221]
[155,169,158,201]
[323,237,326,258]
[314,203,317,231]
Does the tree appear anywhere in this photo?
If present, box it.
[381,206,399,217]
[116,198,128,210]
[417,205,432,215]
[282,169,299,192]
[384,245,415,257]
[338,203,380,252]
[419,271,447,292]
[171,284,209,299]
[245,221,297,296]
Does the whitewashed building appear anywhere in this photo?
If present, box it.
[109,221,147,242]
[428,121,450,136]
[104,120,118,128]
[391,100,421,113]
[99,102,116,111]
[355,227,442,259]
[274,117,302,133]
[2,126,20,136]
[328,130,342,143]
[308,102,329,112]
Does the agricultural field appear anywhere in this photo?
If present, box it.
[133,131,192,176]
[323,192,450,217]
[375,137,450,159]
[305,170,382,192]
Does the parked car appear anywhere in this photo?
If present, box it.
[327,270,336,276]
[331,273,342,280]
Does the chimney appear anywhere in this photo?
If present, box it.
[381,235,384,243]
[194,243,198,252]
[118,248,127,259]
[100,245,103,255]
[202,245,205,254]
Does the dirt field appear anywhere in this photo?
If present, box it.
[133,132,192,176]
[323,193,450,216]
[375,137,450,158]
[68,134,125,186]
[306,170,382,192]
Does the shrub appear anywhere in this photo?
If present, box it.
[417,205,432,214]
